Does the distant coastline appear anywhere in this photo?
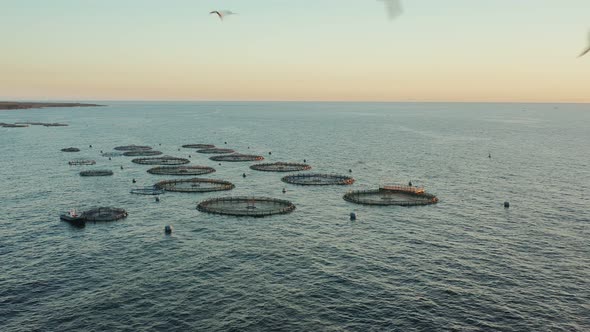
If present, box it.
[0,101,105,110]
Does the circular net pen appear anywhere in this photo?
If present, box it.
[282,173,355,186]
[182,144,215,149]
[83,207,128,221]
[343,186,439,206]
[80,170,114,177]
[155,178,234,193]
[210,154,265,162]
[250,162,311,172]
[197,196,296,217]
[132,156,190,165]
[102,152,124,157]
[114,145,152,151]
[61,147,80,152]
[147,165,216,176]
[197,148,235,154]
[69,159,96,166]
[123,150,163,157]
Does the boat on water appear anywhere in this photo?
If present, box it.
[59,209,86,226]
[130,186,166,195]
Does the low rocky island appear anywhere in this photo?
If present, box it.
[0,101,104,110]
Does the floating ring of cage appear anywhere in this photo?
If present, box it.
[197,196,296,217]
[250,162,311,172]
[197,148,235,154]
[123,150,163,157]
[155,178,234,193]
[343,185,439,206]
[80,170,114,177]
[68,159,96,166]
[114,145,152,151]
[209,154,265,162]
[182,144,215,149]
[281,173,355,186]
[61,147,80,152]
[132,156,190,165]
[130,186,166,195]
[101,152,124,157]
[147,165,216,176]
[82,207,128,222]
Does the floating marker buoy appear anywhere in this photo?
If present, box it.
[218,163,222,166]
[155,196,160,202]
[164,225,172,234]
[100,150,103,153]
[303,159,307,163]
[350,212,357,221]
[349,169,352,173]
[282,188,286,193]
[504,201,510,208]
[269,151,272,155]
[109,157,111,160]
[489,153,492,159]
[159,143,161,146]
[189,155,191,158]
[242,173,246,178]
[178,148,180,151]
[120,166,123,170]
[408,181,412,186]
[89,145,92,148]
[132,179,136,183]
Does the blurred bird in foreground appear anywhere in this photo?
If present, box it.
[579,31,590,57]
[210,10,236,21]
[379,0,403,20]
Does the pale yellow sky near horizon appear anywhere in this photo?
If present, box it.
[1,0,589,103]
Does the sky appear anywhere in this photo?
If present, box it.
[0,0,589,102]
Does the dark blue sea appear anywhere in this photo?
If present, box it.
[0,102,588,331]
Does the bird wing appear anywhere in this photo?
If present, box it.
[210,11,222,19]
[381,0,403,20]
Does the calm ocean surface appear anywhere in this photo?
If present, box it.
[0,102,588,331]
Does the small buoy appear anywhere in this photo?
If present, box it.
[89,145,92,148]
[242,173,246,178]
[303,159,307,163]
[247,146,250,149]
[164,225,172,234]
[349,169,352,173]
[108,157,112,160]
[218,163,222,166]
[120,166,123,170]
[132,178,136,183]
[504,201,510,208]
[489,153,492,159]
[282,188,286,193]
[350,212,357,221]
[155,196,160,202]
[269,151,272,155]
[100,150,103,153]
[189,155,191,158]
[408,181,412,187]
[159,143,161,146]
[224,141,227,144]
[178,148,180,151]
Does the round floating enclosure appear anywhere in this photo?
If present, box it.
[114,145,152,151]
[210,154,264,162]
[197,148,235,154]
[197,196,296,217]
[182,144,215,149]
[132,156,190,165]
[155,178,234,193]
[147,165,215,176]
[61,147,80,152]
[101,152,123,157]
[250,162,311,172]
[69,159,96,166]
[80,170,114,177]
[282,173,354,186]
[82,207,128,221]
[130,186,166,195]
[123,150,163,157]
[343,185,438,206]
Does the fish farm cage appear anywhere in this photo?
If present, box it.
[68,159,96,166]
[147,165,216,176]
[182,144,215,149]
[130,186,166,195]
[343,185,439,206]
[132,156,190,165]
[114,145,152,151]
[250,162,312,172]
[209,154,265,162]
[196,148,235,154]
[281,173,355,186]
[197,196,296,217]
[154,178,235,193]
[79,170,114,177]
[101,152,124,157]
[61,147,80,152]
[123,150,163,157]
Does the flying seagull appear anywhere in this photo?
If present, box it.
[379,0,403,20]
[210,10,236,21]
[579,30,590,57]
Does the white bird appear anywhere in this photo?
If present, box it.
[378,0,403,20]
[210,10,236,21]
[579,30,590,57]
